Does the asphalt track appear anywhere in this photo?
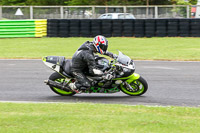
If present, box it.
[0,59,200,107]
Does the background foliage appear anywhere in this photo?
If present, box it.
[0,0,197,5]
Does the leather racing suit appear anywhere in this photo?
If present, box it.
[70,41,114,91]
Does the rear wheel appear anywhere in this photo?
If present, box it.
[49,72,76,96]
[120,76,148,96]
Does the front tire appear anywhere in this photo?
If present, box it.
[120,76,148,96]
[49,72,76,96]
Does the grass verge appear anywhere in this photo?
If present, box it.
[0,102,200,133]
[0,37,200,60]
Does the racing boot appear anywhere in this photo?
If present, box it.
[65,82,81,93]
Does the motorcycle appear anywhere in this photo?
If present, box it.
[42,50,148,96]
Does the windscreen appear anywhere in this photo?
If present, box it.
[117,51,131,66]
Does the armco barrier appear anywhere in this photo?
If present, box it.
[47,19,200,38]
[0,20,47,38]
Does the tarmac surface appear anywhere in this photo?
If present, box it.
[0,59,200,107]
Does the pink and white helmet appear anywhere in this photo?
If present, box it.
[93,35,108,54]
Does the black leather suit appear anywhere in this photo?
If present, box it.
[71,41,114,90]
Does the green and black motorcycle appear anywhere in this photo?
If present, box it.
[43,50,148,96]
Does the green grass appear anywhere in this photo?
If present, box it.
[0,102,200,133]
[1,37,200,132]
[0,37,200,60]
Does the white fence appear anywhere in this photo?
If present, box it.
[0,5,196,19]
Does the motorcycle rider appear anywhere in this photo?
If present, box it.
[67,35,116,92]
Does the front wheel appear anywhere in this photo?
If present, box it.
[120,76,148,96]
[49,72,76,96]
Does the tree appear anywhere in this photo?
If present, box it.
[0,0,198,5]
[150,0,174,5]
[175,0,197,5]
[65,0,173,5]
[64,0,94,5]
[189,0,197,5]
[0,0,26,5]
[25,0,66,5]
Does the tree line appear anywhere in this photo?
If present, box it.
[0,0,197,6]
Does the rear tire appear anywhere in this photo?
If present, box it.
[49,72,76,96]
[120,76,148,96]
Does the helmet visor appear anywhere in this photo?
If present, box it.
[99,41,108,52]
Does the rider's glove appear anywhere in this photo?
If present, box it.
[102,73,113,80]
[113,54,118,59]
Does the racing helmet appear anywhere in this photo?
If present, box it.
[93,35,108,55]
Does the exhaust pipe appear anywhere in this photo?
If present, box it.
[44,79,71,92]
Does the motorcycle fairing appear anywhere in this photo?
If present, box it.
[113,73,140,83]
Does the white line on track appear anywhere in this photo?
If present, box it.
[1,100,199,108]
[142,66,180,70]
[0,100,75,104]
[0,100,167,107]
